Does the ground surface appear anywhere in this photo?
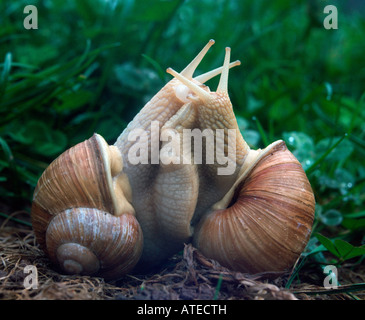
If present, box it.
[0,211,364,300]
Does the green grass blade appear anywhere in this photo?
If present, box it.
[306,134,348,175]
[141,54,166,81]
[253,116,269,146]
[0,52,12,103]
[213,273,223,300]
[0,212,32,228]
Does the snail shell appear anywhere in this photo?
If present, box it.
[31,134,143,279]
[193,141,315,274]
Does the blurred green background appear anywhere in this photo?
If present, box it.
[1,0,364,271]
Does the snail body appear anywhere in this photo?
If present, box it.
[31,41,315,279]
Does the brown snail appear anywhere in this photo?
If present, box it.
[31,40,315,280]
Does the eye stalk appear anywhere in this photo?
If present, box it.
[167,47,237,104]
[180,39,215,79]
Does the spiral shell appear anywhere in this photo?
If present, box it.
[31,134,143,279]
[193,141,315,274]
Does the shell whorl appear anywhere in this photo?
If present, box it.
[46,208,142,279]
[193,141,315,274]
[31,134,143,279]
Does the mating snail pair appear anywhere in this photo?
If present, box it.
[31,40,315,280]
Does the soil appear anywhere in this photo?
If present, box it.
[1,210,364,300]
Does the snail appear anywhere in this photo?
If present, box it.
[31,40,315,280]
